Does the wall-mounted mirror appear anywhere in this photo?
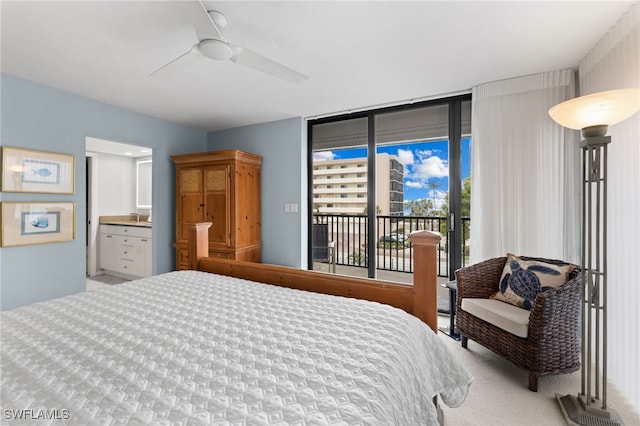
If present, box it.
[136,159,152,209]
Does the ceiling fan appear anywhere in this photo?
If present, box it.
[149,1,308,83]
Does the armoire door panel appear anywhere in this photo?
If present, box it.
[177,169,204,243]
[206,192,230,246]
[179,194,204,242]
[205,166,231,247]
[179,169,202,193]
[205,168,228,192]
[235,164,261,246]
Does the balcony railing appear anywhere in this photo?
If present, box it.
[312,214,470,277]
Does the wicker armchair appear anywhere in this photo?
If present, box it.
[455,256,582,391]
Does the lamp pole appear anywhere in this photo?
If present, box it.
[555,129,620,426]
[582,135,609,409]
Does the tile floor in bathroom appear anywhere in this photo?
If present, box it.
[85,274,129,291]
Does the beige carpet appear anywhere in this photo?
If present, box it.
[436,316,640,426]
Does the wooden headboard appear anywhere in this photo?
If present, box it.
[185,222,441,332]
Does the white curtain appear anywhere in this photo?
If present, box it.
[470,69,580,264]
[578,3,640,412]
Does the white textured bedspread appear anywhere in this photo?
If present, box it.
[1,271,471,425]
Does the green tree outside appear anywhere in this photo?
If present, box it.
[439,176,471,240]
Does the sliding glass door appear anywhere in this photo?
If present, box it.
[310,117,370,277]
[308,95,471,282]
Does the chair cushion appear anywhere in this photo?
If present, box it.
[492,253,575,310]
[461,298,531,338]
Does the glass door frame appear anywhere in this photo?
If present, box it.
[448,99,463,279]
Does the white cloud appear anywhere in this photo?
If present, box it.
[414,156,448,179]
[405,180,424,189]
[432,190,447,208]
[397,149,414,166]
[313,151,335,161]
[416,149,435,157]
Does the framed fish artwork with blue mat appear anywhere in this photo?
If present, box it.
[1,146,75,194]
[1,202,75,247]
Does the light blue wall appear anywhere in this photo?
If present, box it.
[207,118,307,268]
[0,73,207,310]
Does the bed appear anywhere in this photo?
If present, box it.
[0,224,472,425]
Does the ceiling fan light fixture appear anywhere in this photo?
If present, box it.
[208,10,227,28]
[199,39,233,61]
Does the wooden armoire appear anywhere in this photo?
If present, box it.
[171,150,262,270]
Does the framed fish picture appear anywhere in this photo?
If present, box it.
[1,146,75,194]
[0,202,75,247]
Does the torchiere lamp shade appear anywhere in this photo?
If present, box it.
[548,88,640,136]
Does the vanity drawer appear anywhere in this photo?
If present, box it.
[100,224,151,238]
[118,258,144,277]
[119,240,137,261]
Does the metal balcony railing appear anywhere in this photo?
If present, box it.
[312,214,470,277]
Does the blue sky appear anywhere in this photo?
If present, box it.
[314,138,471,206]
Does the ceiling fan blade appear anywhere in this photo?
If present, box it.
[148,44,204,78]
[183,0,224,42]
[231,46,308,84]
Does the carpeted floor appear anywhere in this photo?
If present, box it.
[435,316,640,426]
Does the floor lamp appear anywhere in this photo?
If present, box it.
[548,88,640,426]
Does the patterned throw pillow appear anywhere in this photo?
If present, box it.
[492,253,576,310]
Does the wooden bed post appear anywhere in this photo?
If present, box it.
[185,222,211,270]
[409,230,441,333]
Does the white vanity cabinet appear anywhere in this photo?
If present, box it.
[99,224,152,279]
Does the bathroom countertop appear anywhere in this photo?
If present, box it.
[99,215,152,228]
[100,220,152,228]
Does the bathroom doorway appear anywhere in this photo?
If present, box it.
[85,137,153,278]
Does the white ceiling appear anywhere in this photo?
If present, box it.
[1,1,634,132]
[86,136,153,158]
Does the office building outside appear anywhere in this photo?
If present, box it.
[312,153,404,216]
